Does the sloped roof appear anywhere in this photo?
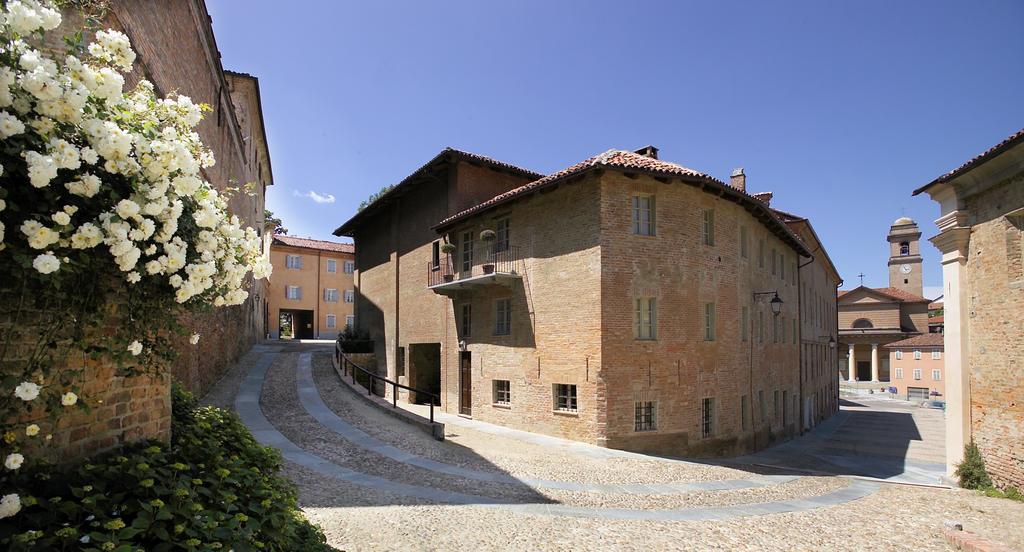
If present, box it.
[838,286,930,303]
[886,333,944,348]
[433,149,811,257]
[272,235,354,253]
[914,127,1024,195]
[333,148,541,236]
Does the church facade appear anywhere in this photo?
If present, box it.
[838,218,932,384]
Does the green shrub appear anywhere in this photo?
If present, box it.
[955,441,992,490]
[0,385,333,551]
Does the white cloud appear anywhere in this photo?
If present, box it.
[293,189,336,204]
[923,286,943,302]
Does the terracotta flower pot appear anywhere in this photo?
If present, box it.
[483,264,495,274]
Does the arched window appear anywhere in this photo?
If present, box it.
[852,318,873,329]
[899,242,910,256]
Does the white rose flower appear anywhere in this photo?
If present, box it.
[115,198,140,220]
[0,111,25,138]
[189,333,200,345]
[80,146,98,164]
[0,494,20,519]
[65,173,102,197]
[32,252,60,274]
[60,391,78,406]
[51,211,71,225]
[13,381,40,401]
[25,424,39,437]
[24,151,58,187]
[4,453,24,470]
[127,340,143,356]
[126,271,141,284]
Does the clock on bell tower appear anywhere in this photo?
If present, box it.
[887,216,923,297]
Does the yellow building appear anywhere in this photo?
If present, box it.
[268,235,355,339]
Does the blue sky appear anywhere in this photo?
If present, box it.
[208,0,1023,298]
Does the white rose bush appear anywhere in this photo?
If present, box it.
[0,0,272,528]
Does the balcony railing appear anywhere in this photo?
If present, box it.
[427,245,522,290]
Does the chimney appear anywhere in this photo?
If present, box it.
[730,168,746,192]
[634,145,659,159]
[753,192,773,205]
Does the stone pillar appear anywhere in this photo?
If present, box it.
[871,343,880,382]
[848,343,856,382]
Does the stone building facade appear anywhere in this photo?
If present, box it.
[267,236,355,340]
[914,127,1024,489]
[4,1,274,460]
[885,333,945,400]
[338,147,837,457]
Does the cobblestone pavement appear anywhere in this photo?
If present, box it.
[212,342,1024,551]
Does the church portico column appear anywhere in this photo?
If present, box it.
[848,343,856,382]
[871,343,880,382]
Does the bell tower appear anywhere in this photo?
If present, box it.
[887,217,923,296]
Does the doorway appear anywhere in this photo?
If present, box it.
[408,343,441,405]
[459,351,472,416]
[279,309,314,339]
[857,361,871,382]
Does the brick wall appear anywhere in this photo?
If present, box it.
[964,171,1024,489]
[0,1,271,462]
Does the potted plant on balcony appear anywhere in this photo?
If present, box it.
[479,229,496,274]
[440,242,457,281]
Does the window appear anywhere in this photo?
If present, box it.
[326,259,337,273]
[326,314,336,328]
[634,401,656,431]
[396,346,405,377]
[773,390,780,421]
[783,390,789,425]
[792,319,797,344]
[460,303,472,338]
[741,395,749,431]
[461,230,473,272]
[701,397,715,438]
[780,255,786,280]
[758,390,766,422]
[494,298,511,336]
[635,297,657,340]
[913,349,922,360]
[431,241,440,269]
[758,311,764,343]
[286,285,301,300]
[758,239,765,268]
[895,350,903,360]
[343,260,355,274]
[771,248,777,275]
[932,350,941,360]
[913,369,922,380]
[852,318,873,329]
[344,290,354,303]
[286,254,302,269]
[899,242,909,256]
[703,302,715,341]
[553,384,577,413]
[494,218,510,253]
[345,315,355,329]
[493,380,511,406]
[701,209,715,246]
[772,316,779,344]
[740,226,749,259]
[323,288,339,302]
[932,369,941,381]
[741,306,749,342]
[895,367,903,379]
[632,194,655,236]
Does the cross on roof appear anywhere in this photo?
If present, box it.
[858,272,865,285]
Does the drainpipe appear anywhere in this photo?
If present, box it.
[797,255,815,435]
[316,249,321,339]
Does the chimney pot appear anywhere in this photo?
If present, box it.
[634,145,659,159]
[730,167,746,192]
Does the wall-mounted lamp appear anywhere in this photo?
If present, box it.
[754,291,783,317]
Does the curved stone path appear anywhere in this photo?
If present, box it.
[235,348,878,520]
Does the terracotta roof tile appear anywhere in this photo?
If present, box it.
[885,333,944,348]
[272,235,354,253]
[929,315,944,324]
[914,127,1024,195]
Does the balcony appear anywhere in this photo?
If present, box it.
[427,245,522,294]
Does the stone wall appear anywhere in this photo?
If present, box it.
[964,171,1024,489]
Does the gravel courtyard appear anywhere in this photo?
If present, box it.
[204,342,1024,551]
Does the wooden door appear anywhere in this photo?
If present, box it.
[459,352,472,416]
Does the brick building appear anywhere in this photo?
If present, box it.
[913,127,1024,489]
[3,1,275,460]
[336,147,839,457]
[837,219,932,385]
[885,333,945,400]
[267,235,355,340]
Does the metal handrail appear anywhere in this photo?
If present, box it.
[336,349,439,424]
[426,244,521,287]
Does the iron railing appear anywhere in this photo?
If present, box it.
[336,349,438,424]
[427,244,521,287]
